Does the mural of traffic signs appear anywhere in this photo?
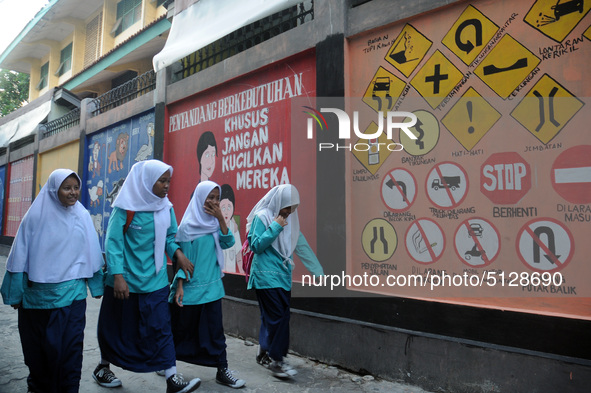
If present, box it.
[474,34,540,99]
[362,67,407,113]
[551,145,591,204]
[425,162,469,209]
[524,0,591,43]
[405,218,445,264]
[516,218,574,272]
[361,218,397,262]
[454,217,500,268]
[352,121,394,175]
[481,152,532,204]
[381,168,417,211]
[510,74,584,144]
[411,50,464,109]
[384,24,433,77]
[399,110,440,156]
[441,87,501,151]
[442,5,499,65]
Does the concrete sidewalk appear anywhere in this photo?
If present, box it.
[0,253,432,393]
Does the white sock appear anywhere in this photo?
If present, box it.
[165,366,177,380]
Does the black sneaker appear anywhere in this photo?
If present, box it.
[256,351,271,368]
[216,368,246,389]
[166,374,201,393]
[92,364,122,388]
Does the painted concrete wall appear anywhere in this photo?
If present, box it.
[36,140,80,196]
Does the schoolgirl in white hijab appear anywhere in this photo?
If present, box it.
[112,159,172,273]
[6,169,103,282]
[246,184,300,263]
[177,180,225,273]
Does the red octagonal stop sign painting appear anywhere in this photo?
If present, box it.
[481,152,531,204]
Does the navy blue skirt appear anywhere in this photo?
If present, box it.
[97,286,176,372]
[18,299,86,393]
[169,299,228,368]
[256,288,291,362]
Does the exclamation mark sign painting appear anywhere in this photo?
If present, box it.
[467,100,474,134]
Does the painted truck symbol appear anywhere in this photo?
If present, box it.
[431,176,461,191]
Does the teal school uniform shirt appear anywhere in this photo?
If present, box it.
[105,207,180,293]
[1,271,104,309]
[169,229,235,305]
[247,215,324,291]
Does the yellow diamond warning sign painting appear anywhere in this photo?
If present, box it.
[362,67,407,114]
[442,87,501,151]
[385,24,433,78]
[474,34,540,99]
[352,122,393,175]
[442,5,499,66]
[510,74,584,144]
[524,0,591,43]
[410,50,464,109]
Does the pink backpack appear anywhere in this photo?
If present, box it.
[241,237,254,282]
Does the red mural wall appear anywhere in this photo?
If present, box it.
[165,51,317,276]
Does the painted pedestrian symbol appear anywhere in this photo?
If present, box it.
[516,218,574,272]
[524,0,591,42]
[405,218,445,264]
[381,168,417,211]
[474,35,540,99]
[400,110,440,156]
[385,24,432,77]
[352,122,394,175]
[426,162,469,209]
[511,74,584,144]
[411,50,463,109]
[442,5,499,65]
[363,67,406,114]
[455,218,500,268]
[362,218,397,262]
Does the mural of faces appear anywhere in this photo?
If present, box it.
[220,184,236,226]
[197,131,217,182]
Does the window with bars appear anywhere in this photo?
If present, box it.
[84,13,103,67]
[176,0,314,80]
[56,43,72,76]
[37,62,49,90]
[113,0,142,36]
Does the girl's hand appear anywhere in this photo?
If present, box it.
[204,200,229,234]
[204,200,223,220]
[175,280,184,307]
[174,249,194,279]
[113,274,130,300]
[274,215,288,227]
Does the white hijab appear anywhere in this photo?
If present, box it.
[176,181,225,273]
[112,159,172,273]
[6,169,103,283]
[246,184,300,262]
